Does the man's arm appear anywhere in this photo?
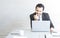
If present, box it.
[46,13,54,28]
[46,13,54,32]
[30,14,34,29]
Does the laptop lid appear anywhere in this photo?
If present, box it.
[32,21,50,32]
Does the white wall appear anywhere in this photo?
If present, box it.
[0,0,60,35]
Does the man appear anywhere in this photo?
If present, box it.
[30,3,54,32]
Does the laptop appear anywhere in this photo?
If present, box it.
[32,21,50,32]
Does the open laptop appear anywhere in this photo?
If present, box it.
[32,21,50,32]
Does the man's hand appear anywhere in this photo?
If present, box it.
[34,14,39,20]
[50,27,54,32]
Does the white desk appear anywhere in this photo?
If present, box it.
[5,29,60,38]
[52,32,60,38]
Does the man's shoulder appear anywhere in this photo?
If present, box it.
[43,12,49,15]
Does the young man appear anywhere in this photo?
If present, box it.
[30,3,54,32]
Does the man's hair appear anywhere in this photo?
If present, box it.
[35,3,44,10]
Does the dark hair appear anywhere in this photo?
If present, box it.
[35,3,44,10]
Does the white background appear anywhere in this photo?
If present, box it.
[0,0,60,35]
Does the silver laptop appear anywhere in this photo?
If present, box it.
[32,21,50,32]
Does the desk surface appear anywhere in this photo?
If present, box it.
[6,29,60,38]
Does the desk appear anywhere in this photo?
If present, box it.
[5,29,60,38]
[52,32,60,38]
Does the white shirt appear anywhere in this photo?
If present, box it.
[38,14,42,21]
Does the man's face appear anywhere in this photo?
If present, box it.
[35,7,43,14]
